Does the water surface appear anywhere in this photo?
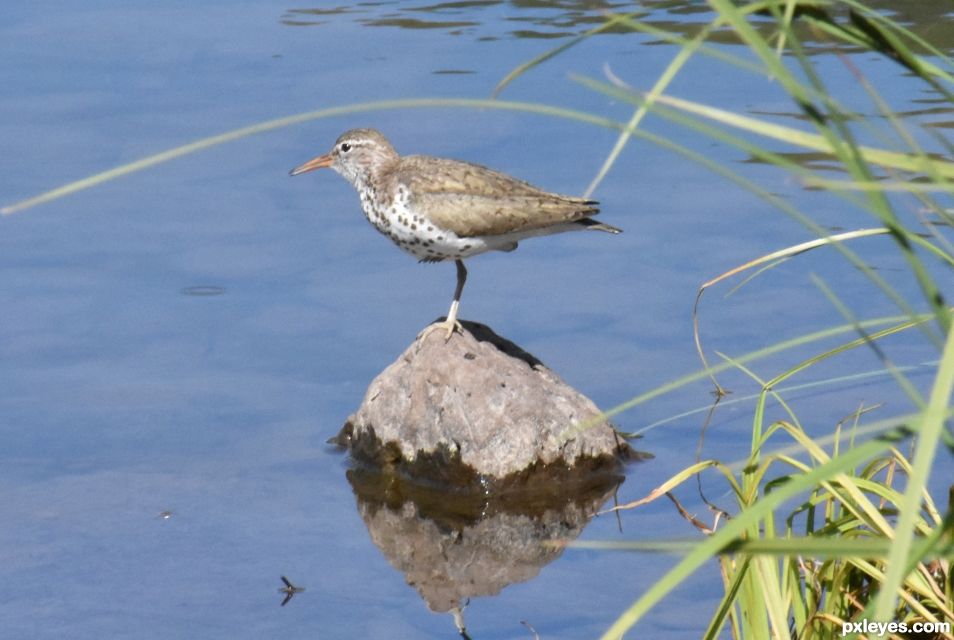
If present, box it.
[2,2,951,638]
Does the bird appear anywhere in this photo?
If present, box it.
[289,128,621,339]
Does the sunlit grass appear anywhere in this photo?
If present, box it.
[559,2,953,638]
[494,0,953,637]
[0,98,623,216]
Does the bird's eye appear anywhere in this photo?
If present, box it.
[340,143,352,153]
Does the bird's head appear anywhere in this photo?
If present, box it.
[289,128,398,188]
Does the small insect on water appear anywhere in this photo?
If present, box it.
[278,575,305,607]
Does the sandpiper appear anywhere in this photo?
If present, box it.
[290,128,620,338]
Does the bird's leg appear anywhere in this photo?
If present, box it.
[444,259,467,335]
[419,259,467,342]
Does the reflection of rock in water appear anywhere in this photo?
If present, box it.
[339,321,636,481]
[346,463,625,615]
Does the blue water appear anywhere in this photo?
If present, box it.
[2,2,951,638]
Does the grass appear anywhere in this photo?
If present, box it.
[552,3,954,638]
[3,1,952,638]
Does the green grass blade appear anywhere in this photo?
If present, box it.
[562,312,940,441]
[583,15,715,198]
[640,92,954,179]
[492,12,642,98]
[568,537,954,558]
[598,423,911,639]
[702,555,750,640]
[1,98,627,216]
[572,73,940,348]
[639,359,938,437]
[874,314,954,618]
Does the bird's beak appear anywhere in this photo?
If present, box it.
[289,153,334,176]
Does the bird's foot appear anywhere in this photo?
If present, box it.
[418,318,464,343]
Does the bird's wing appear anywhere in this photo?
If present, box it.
[393,156,599,237]
[397,155,550,198]
[411,193,599,237]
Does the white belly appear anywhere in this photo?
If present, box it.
[359,189,500,262]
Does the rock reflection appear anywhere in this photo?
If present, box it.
[345,461,624,629]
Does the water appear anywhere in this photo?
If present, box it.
[1,2,951,638]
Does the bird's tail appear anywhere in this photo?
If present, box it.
[577,218,622,234]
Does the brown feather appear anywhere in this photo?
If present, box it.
[384,155,599,238]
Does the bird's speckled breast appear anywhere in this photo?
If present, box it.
[357,183,485,262]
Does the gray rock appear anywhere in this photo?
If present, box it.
[339,321,632,480]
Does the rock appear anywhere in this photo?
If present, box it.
[338,321,634,481]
